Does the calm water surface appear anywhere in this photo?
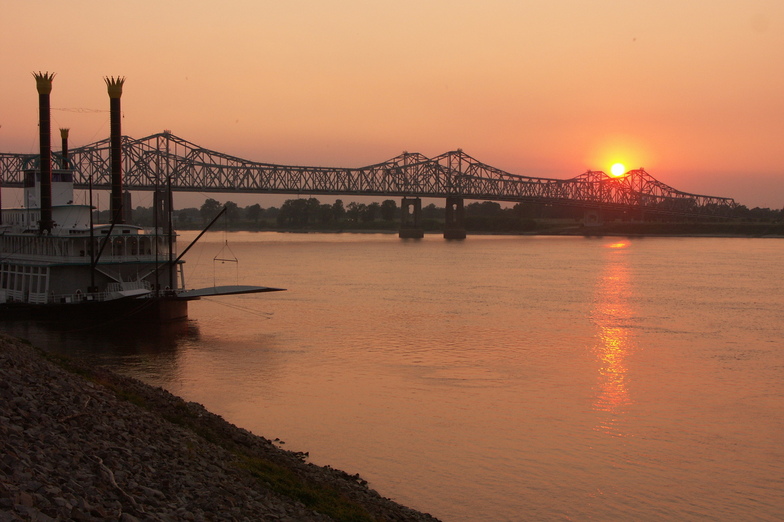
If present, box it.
[4,233,783,520]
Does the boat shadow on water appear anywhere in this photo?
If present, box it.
[0,316,200,364]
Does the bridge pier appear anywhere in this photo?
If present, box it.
[583,208,602,227]
[399,197,424,238]
[443,196,466,239]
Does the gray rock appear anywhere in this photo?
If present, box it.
[0,334,439,521]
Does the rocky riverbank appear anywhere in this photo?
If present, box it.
[0,334,439,521]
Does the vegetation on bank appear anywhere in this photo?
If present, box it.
[99,196,784,235]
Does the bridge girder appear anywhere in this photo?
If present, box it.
[0,132,736,217]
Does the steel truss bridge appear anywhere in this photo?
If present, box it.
[0,131,736,218]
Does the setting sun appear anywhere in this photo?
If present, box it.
[610,163,626,177]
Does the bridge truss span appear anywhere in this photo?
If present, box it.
[0,131,737,217]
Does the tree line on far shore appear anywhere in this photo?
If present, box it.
[96,197,784,234]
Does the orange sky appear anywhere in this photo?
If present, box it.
[2,1,783,208]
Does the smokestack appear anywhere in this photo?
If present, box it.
[105,76,125,224]
[33,71,55,233]
[60,128,70,169]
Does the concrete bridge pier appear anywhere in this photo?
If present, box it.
[399,197,424,238]
[583,208,603,227]
[444,196,466,239]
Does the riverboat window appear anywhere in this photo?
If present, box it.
[52,171,73,182]
[113,237,125,256]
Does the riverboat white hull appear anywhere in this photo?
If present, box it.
[0,293,191,323]
[1,175,283,323]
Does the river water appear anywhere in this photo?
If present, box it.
[3,232,783,520]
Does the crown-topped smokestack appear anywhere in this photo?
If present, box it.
[33,71,55,233]
[60,128,70,169]
[105,76,125,224]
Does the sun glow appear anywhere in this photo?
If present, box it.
[610,163,626,177]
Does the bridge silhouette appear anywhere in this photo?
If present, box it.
[0,131,737,237]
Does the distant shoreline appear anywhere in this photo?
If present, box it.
[176,222,784,239]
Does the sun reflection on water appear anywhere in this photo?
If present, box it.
[591,240,636,436]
